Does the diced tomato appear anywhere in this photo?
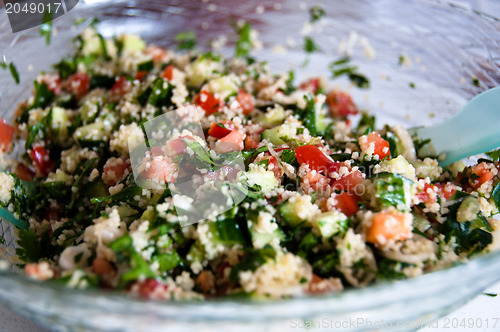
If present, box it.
[365,210,412,247]
[43,207,59,221]
[195,271,215,294]
[167,135,195,155]
[15,163,34,182]
[332,192,359,217]
[435,183,455,200]
[195,90,223,116]
[111,76,132,96]
[135,279,168,299]
[299,77,320,94]
[29,145,54,177]
[215,130,245,153]
[145,156,177,183]
[92,257,114,275]
[151,146,164,157]
[162,65,174,81]
[244,135,259,150]
[331,170,365,194]
[145,45,167,64]
[103,158,130,186]
[326,90,358,117]
[39,74,61,95]
[208,123,232,139]
[260,155,283,179]
[359,131,391,160]
[304,170,328,192]
[236,89,254,115]
[307,274,341,294]
[469,162,494,189]
[135,71,149,82]
[0,118,15,152]
[67,73,90,99]
[295,145,343,175]
[415,183,437,205]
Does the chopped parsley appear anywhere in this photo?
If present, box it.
[309,5,325,23]
[328,56,370,89]
[0,59,20,84]
[175,31,197,50]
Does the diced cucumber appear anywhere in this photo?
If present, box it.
[313,211,349,239]
[207,75,238,100]
[74,121,107,145]
[250,227,284,249]
[448,160,465,178]
[457,196,480,223]
[279,196,311,228]
[84,179,108,199]
[140,208,156,223]
[187,241,204,264]
[412,159,441,181]
[81,100,99,123]
[51,107,69,142]
[391,125,417,162]
[257,106,287,129]
[379,155,415,181]
[261,124,296,145]
[46,169,72,184]
[208,216,246,246]
[412,213,431,233]
[244,170,277,193]
[120,34,146,54]
[186,59,221,87]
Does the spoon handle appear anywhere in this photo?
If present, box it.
[413,86,500,166]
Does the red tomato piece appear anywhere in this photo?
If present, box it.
[92,257,115,275]
[162,65,174,81]
[331,170,365,194]
[215,130,245,153]
[0,118,15,152]
[103,158,130,186]
[111,76,132,96]
[236,89,254,115]
[15,163,35,182]
[415,183,437,205]
[244,136,259,150]
[195,90,223,116]
[299,77,320,94]
[295,145,343,175]
[145,45,167,64]
[435,183,455,200]
[145,156,177,183]
[67,73,90,99]
[135,279,168,299]
[326,90,358,117]
[365,210,412,247]
[470,163,494,189]
[359,131,391,160]
[40,74,61,95]
[333,192,359,217]
[135,71,148,82]
[29,145,54,177]
[208,123,232,139]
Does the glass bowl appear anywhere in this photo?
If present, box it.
[1,0,500,331]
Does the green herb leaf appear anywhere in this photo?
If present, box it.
[309,5,325,23]
[486,149,500,161]
[329,56,370,89]
[234,22,253,58]
[229,246,276,282]
[304,36,320,53]
[40,10,52,45]
[1,60,20,84]
[374,172,410,210]
[175,31,197,50]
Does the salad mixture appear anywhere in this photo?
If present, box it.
[0,25,499,300]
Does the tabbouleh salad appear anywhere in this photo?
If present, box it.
[0,25,499,300]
